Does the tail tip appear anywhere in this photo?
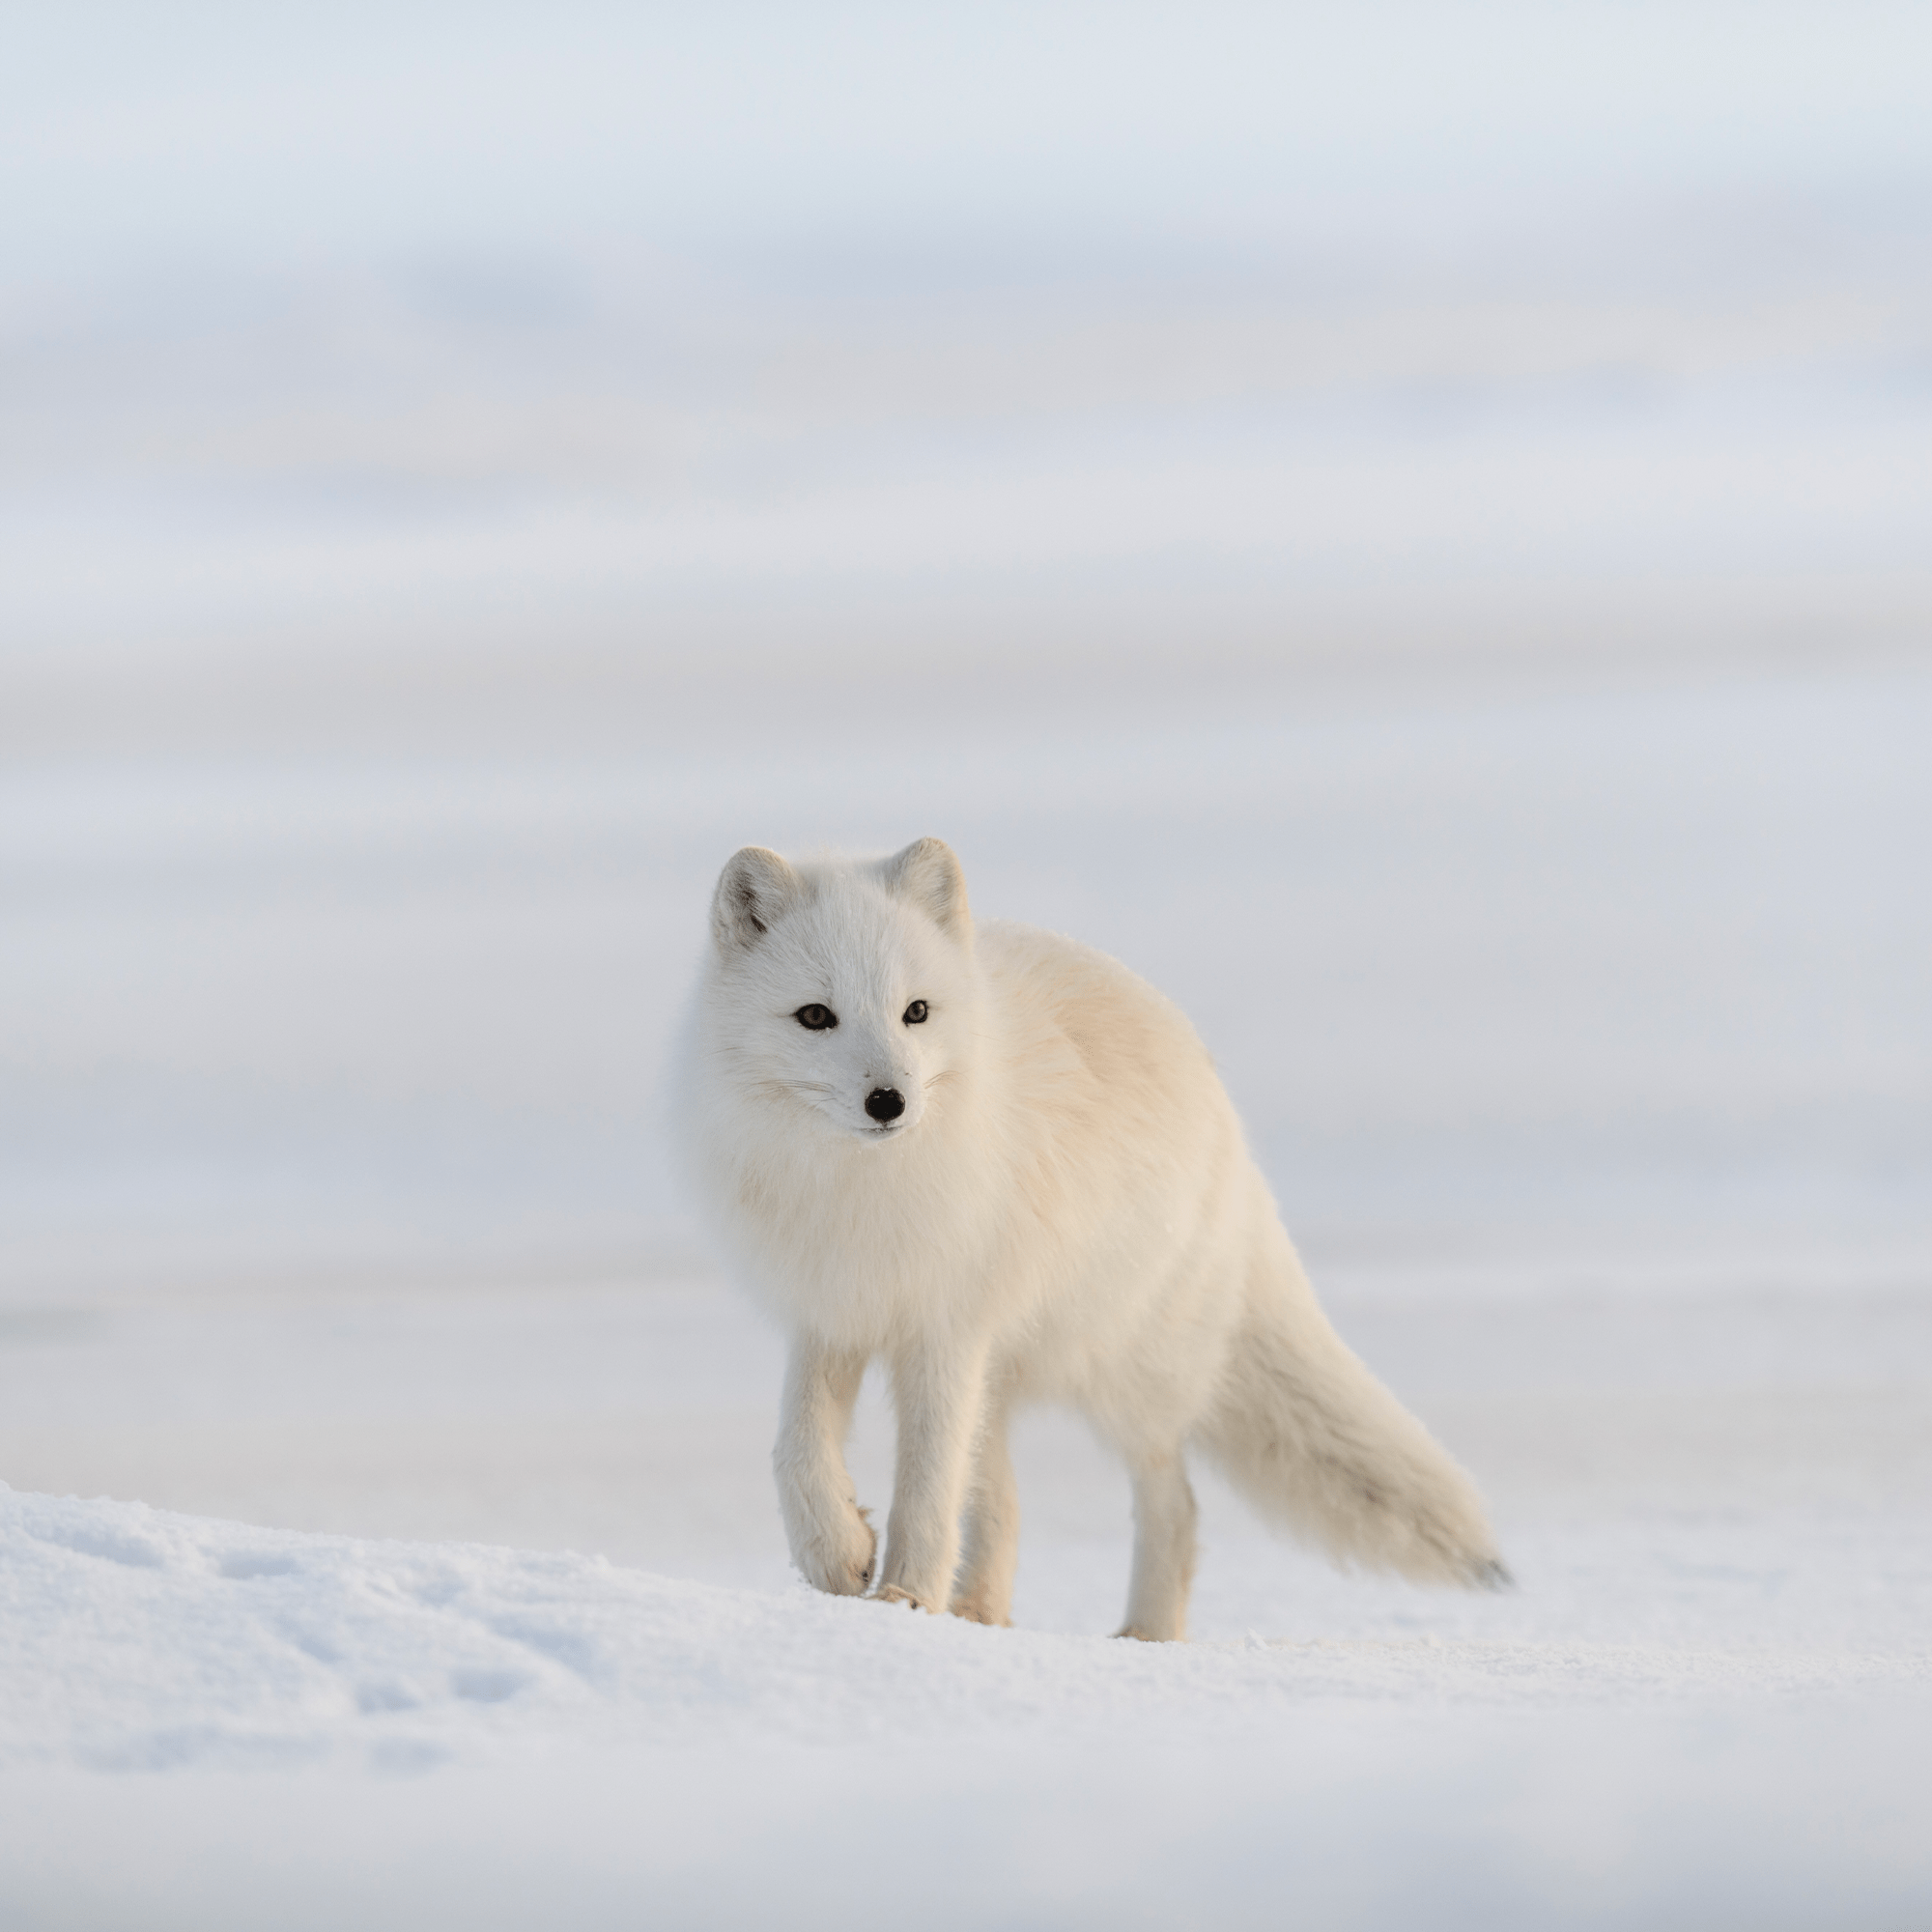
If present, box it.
[1470,1556,1515,1593]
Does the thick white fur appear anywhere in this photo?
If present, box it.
[674,838,1507,1640]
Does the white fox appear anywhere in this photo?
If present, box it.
[675,838,1507,1640]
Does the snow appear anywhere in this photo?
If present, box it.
[4,1275,1929,1926]
[3,1515,1929,1932]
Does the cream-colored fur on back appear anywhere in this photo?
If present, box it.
[674,838,1507,1639]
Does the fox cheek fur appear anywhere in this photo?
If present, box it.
[674,836,1508,1639]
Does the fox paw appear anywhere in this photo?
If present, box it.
[948,1596,1011,1628]
[794,1507,876,1598]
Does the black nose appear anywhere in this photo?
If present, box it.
[865,1087,906,1122]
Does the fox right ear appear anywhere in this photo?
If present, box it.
[711,846,800,953]
[877,836,970,937]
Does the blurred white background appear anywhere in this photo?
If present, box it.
[8,27,1932,1915]
[4,0,1930,1299]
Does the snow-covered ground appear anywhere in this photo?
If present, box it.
[4,1272,1930,1926]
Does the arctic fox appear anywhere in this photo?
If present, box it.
[676,838,1507,1640]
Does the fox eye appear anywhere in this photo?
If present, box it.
[902,1000,929,1025]
[794,1004,838,1031]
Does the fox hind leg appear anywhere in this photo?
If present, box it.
[950,1389,1019,1627]
[1117,1453,1197,1642]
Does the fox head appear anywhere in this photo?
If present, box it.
[701,837,979,1144]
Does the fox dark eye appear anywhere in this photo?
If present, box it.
[794,1004,838,1031]
[902,1000,929,1025]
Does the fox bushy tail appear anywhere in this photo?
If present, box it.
[1195,1252,1509,1590]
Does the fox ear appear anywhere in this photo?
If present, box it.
[878,837,970,936]
[711,846,800,953]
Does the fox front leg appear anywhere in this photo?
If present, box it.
[774,1333,876,1596]
[876,1337,992,1614]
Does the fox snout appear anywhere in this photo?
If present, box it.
[865,1087,906,1123]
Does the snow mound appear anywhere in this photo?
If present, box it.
[4,1485,1923,1778]
[4,1486,1932,1928]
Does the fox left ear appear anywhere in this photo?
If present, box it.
[878,837,970,937]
